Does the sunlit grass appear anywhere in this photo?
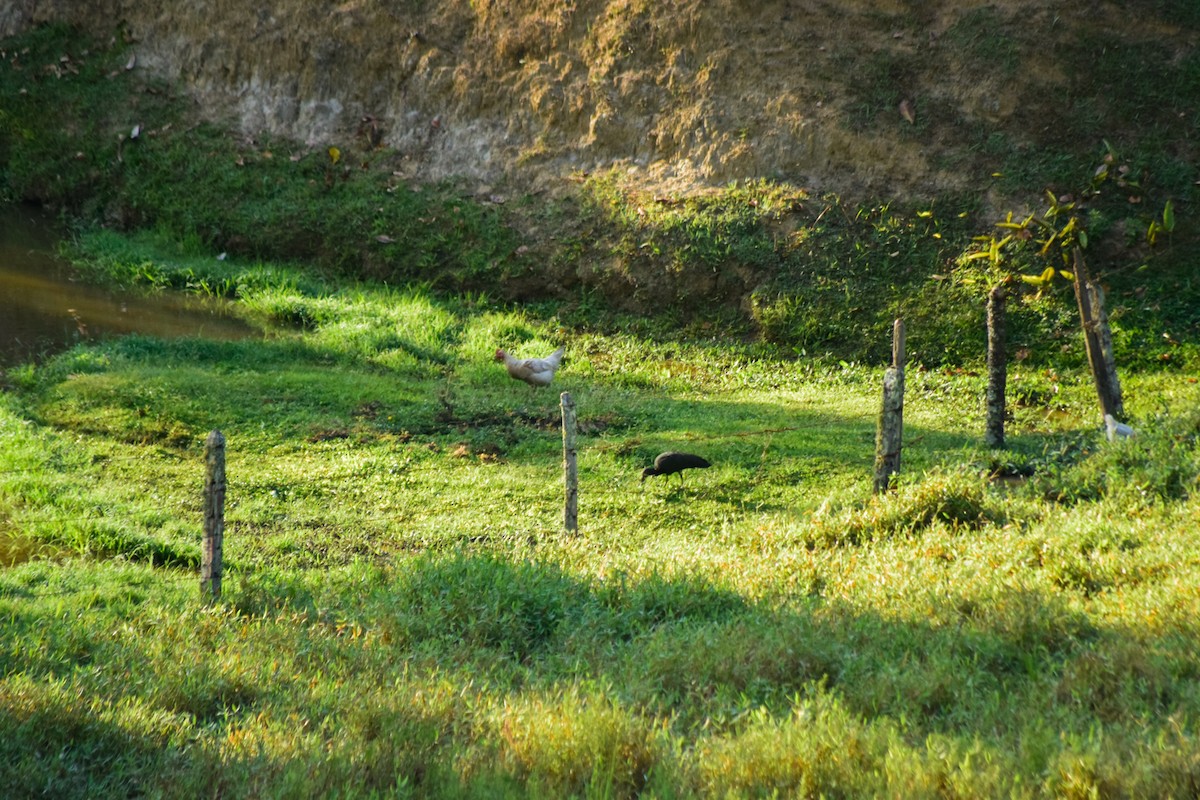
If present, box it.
[4,14,1200,797]
[2,237,1200,796]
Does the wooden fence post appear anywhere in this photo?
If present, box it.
[873,320,905,494]
[1072,248,1124,419]
[891,317,905,371]
[985,285,1008,448]
[201,430,226,603]
[560,392,578,534]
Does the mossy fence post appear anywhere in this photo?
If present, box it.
[1072,247,1124,420]
[873,319,905,494]
[985,285,1008,448]
[201,430,226,603]
[561,392,578,534]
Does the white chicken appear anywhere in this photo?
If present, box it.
[494,346,565,388]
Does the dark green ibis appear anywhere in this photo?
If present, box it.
[640,451,711,484]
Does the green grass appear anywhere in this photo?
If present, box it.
[4,17,1200,799]
[3,239,1200,797]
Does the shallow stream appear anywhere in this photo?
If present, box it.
[0,204,256,368]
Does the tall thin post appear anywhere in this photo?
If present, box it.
[874,320,905,494]
[201,430,226,603]
[560,392,578,534]
[1072,248,1124,419]
[985,285,1007,448]
[891,318,905,371]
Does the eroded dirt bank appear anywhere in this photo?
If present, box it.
[6,1,1195,199]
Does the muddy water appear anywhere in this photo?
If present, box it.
[0,528,62,567]
[0,204,257,367]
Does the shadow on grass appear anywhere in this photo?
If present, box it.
[3,546,1196,797]
[234,552,1194,795]
[228,550,1119,740]
[21,329,981,466]
[7,330,1003,571]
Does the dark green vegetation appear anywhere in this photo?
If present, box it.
[3,20,1200,800]
[3,23,1199,370]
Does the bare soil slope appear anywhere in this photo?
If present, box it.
[6,1,1197,200]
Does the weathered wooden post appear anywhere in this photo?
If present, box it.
[873,319,905,494]
[201,430,226,603]
[1072,248,1124,420]
[560,392,578,534]
[985,285,1008,448]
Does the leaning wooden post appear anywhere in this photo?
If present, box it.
[873,319,905,494]
[985,285,1008,448]
[201,430,226,603]
[560,392,578,534]
[1072,248,1124,419]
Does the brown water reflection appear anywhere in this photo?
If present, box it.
[1,204,258,367]
[0,528,63,566]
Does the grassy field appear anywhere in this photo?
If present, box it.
[4,17,1200,800]
[3,236,1200,797]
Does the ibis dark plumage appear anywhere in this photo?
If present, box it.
[640,451,711,483]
